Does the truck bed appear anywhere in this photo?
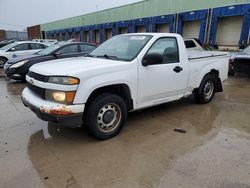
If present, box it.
[187,50,229,61]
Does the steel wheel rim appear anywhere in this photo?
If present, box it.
[0,59,4,67]
[203,81,214,100]
[97,103,121,133]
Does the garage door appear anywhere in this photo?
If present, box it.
[59,34,64,41]
[75,33,80,41]
[93,31,100,44]
[119,27,128,34]
[105,29,112,40]
[156,24,170,33]
[216,16,243,46]
[68,33,72,39]
[136,26,146,33]
[84,31,89,42]
[61,34,65,40]
[182,20,200,38]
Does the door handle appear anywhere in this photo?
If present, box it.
[173,66,183,73]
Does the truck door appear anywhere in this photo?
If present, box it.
[138,37,189,105]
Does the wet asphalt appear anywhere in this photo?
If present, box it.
[0,69,250,188]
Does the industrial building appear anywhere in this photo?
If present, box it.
[27,0,250,50]
[0,30,28,41]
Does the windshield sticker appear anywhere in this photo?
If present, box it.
[130,36,146,40]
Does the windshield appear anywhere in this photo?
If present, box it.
[0,42,17,50]
[36,43,64,55]
[243,46,250,54]
[90,35,152,61]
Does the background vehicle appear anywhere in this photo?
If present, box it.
[22,33,229,140]
[0,41,48,67]
[4,42,97,81]
[0,39,18,48]
[32,39,58,45]
[229,45,250,75]
[184,38,205,51]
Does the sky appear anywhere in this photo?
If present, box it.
[0,0,142,31]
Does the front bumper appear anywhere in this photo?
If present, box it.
[22,87,85,127]
[5,67,24,80]
[232,58,250,74]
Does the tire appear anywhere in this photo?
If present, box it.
[0,57,7,68]
[85,93,127,140]
[194,74,216,104]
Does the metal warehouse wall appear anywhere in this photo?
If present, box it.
[40,0,250,31]
[5,31,28,40]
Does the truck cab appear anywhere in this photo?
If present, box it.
[22,33,229,139]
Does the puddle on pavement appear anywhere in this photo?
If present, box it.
[26,98,223,188]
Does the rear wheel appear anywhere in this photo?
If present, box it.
[85,93,127,140]
[194,74,216,104]
[0,57,7,68]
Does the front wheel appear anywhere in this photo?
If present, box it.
[194,74,216,104]
[85,93,127,140]
[0,57,7,68]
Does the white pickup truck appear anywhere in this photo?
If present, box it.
[22,33,229,139]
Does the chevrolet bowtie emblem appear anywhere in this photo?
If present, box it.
[30,78,34,85]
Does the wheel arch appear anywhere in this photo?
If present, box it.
[195,69,223,93]
[85,84,134,112]
[0,56,8,61]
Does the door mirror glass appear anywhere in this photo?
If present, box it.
[142,53,163,66]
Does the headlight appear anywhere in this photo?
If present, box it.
[10,60,29,69]
[48,76,79,85]
[45,90,76,104]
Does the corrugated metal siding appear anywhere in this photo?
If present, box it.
[6,31,28,40]
[41,0,250,31]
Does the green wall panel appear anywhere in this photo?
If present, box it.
[41,0,250,31]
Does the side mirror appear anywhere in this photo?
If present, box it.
[10,48,16,51]
[53,51,62,57]
[142,53,163,66]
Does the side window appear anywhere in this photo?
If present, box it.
[41,44,48,49]
[146,38,179,64]
[30,43,44,49]
[184,40,196,48]
[80,44,96,53]
[13,43,30,51]
[57,45,78,54]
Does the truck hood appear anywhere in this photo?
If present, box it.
[30,57,129,77]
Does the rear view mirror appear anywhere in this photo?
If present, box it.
[142,53,163,66]
[10,48,16,51]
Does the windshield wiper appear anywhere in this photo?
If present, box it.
[96,54,118,60]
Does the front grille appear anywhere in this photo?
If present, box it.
[28,71,49,82]
[27,82,45,99]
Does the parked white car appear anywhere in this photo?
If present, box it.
[22,33,229,139]
[0,41,48,67]
[32,39,58,45]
